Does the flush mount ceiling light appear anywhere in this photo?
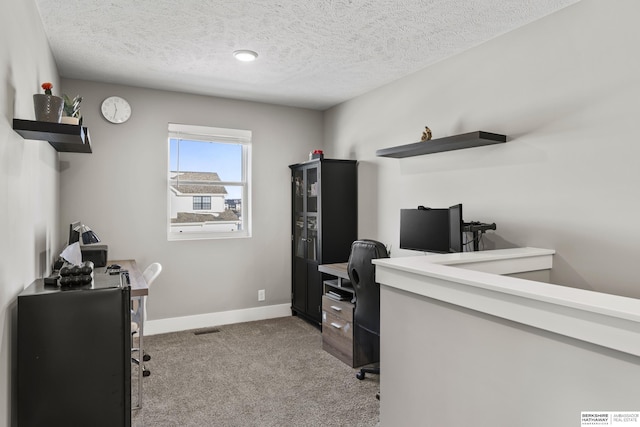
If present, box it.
[233,50,258,62]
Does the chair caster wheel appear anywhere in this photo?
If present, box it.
[143,354,151,362]
[356,371,365,380]
[143,369,151,377]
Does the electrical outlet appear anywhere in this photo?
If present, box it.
[258,289,265,301]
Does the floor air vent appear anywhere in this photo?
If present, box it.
[194,327,221,336]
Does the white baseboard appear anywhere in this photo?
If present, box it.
[144,303,292,336]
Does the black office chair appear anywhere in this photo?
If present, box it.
[348,239,389,381]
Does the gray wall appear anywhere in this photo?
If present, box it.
[0,0,61,425]
[324,0,640,299]
[58,79,323,321]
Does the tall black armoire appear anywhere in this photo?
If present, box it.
[290,158,357,325]
[17,278,131,427]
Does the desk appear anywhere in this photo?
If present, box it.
[319,262,376,367]
[104,259,149,297]
[318,262,348,281]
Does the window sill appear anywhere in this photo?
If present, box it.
[168,230,251,241]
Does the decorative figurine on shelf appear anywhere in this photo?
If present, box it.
[309,149,324,160]
[421,126,432,141]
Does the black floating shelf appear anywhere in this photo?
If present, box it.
[376,131,506,158]
[13,119,92,153]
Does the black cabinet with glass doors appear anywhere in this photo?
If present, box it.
[289,158,357,326]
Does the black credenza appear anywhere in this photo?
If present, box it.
[17,277,131,426]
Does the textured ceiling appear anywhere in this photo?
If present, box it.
[34,0,580,110]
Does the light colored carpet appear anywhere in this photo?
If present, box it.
[132,316,380,426]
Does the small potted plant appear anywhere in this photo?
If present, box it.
[33,82,64,123]
[61,94,83,125]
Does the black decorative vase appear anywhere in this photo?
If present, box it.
[33,94,64,123]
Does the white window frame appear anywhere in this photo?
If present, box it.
[168,123,252,241]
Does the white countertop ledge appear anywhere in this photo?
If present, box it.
[374,247,640,356]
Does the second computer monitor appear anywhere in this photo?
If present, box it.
[448,204,463,253]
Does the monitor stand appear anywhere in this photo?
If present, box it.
[463,222,497,251]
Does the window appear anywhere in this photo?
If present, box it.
[193,196,211,210]
[168,123,251,240]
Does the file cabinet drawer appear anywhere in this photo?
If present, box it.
[322,296,353,323]
[322,310,353,366]
[322,295,355,366]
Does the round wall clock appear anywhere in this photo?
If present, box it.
[101,96,132,124]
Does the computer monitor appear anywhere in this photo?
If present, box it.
[399,208,450,253]
[448,204,464,253]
